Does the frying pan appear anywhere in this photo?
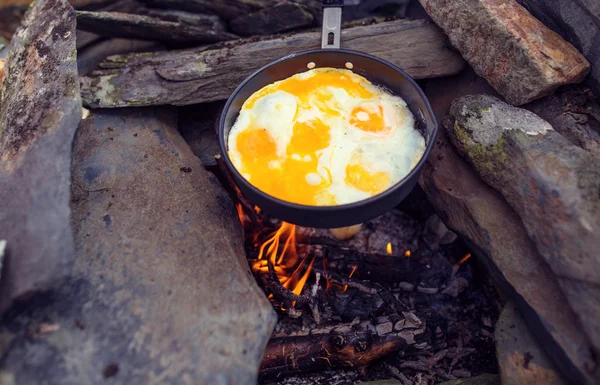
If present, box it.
[218,0,438,229]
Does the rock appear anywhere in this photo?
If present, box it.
[0,107,277,384]
[418,0,590,105]
[355,380,401,385]
[424,214,457,249]
[230,2,315,36]
[80,18,465,108]
[436,374,500,385]
[78,38,163,75]
[516,0,600,98]
[524,86,600,157]
[447,94,600,358]
[0,0,81,313]
[496,303,569,385]
[0,58,4,84]
[178,102,223,167]
[419,69,597,385]
[76,10,238,44]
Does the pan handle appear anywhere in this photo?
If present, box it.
[321,0,343,49]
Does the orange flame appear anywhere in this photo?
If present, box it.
[457,252,472,266]
[405,250,411,257]
[250,220,314,307]
[342,265,359,293]
[386,242,393,255]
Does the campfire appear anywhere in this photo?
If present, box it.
[0,0,598,385]
[213,158,499,384]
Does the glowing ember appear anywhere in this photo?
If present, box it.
[457,252,472,265]
[386,242,393,255]
[405,250,411,257]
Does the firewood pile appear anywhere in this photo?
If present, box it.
[0,0,599,385]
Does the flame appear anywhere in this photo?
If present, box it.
[386,242,393,255]
[235,203,245,224]
[405,250,411,257]
[457,252,472,265]
[342,265,359,293]
[249,220,315,307]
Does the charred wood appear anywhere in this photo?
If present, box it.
[260,316,429,380]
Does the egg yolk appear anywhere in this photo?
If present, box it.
[287,119,331,156]
[345,163,391,195]
[349,105,390,134]
[235,122,333,206]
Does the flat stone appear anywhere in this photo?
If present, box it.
[419,69,597,385]
[524,86,600,157]
[418,0,590,105]
[230,2,314,36]
[436,374,500,385]
[76,11,238,44]
[0,107,277,384]
[0,0,80,313]
[496,303,569,385]
[78,38,163,75]
[517,0,600,97]
[447,94,600,361]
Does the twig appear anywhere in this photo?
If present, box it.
[267,260,312,307]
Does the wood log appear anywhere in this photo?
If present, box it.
[140,0,277,20]
[259,316,429,380]
[230,2,315,36]
[80,19,465,108]
[76,10,237,44]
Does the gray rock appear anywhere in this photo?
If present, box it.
[0,108,277,384]
[0,0,81,313]
[76,10,238,44]
[418,0,590,105]
[524,86,600,157]
[420,70,597,385]
[496,303,569,385]
[446,94,600,359]
[77,38,163,75]
[230,2,315,36]
[517,0,600,98]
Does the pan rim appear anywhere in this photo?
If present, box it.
[218,48,438,214]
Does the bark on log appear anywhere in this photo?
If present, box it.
[260,316,429,380]
[76,10,237,44]
[80,19,465,108]
[0,0,81,313]
[230,2,315,36]
[418,0,590,105]
[140,0,277,20]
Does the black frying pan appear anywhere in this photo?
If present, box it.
[218,1,438,229]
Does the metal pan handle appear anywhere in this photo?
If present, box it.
[321,0,343,49]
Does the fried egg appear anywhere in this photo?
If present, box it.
[227,67,426,206]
